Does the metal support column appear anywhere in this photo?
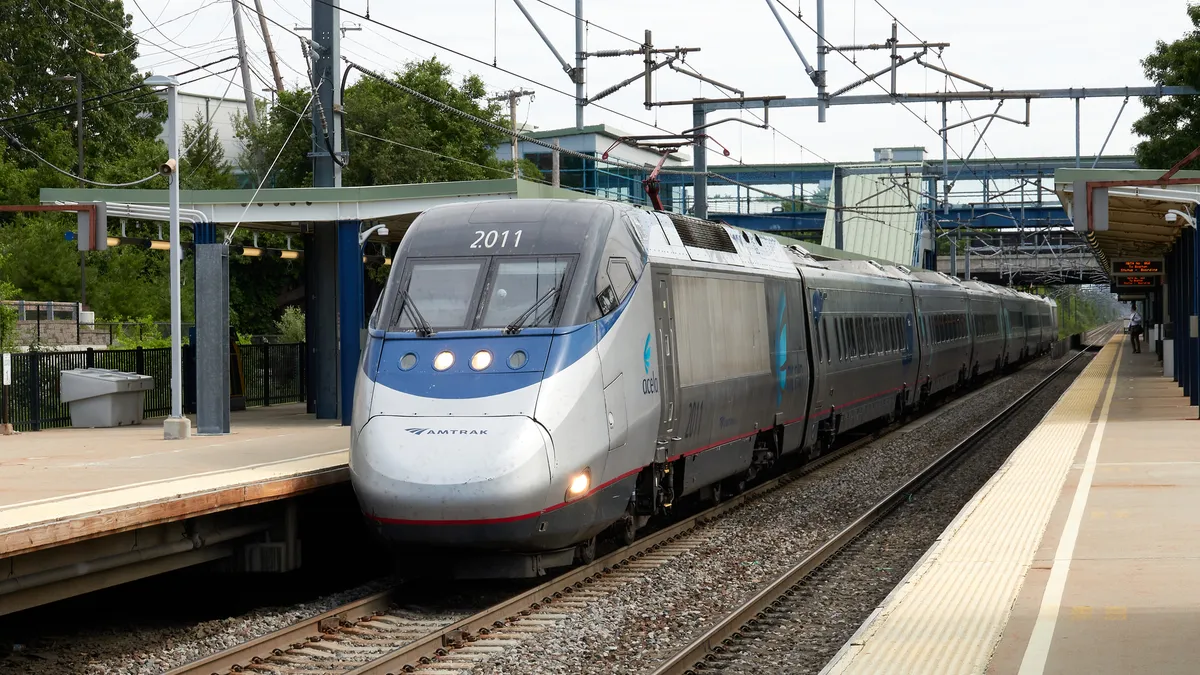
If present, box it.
[692,103,707,219]
[1080,97,1089,169]
[337,221,364,427]
[941,101,949,212]
[816,0,826,122]
[308,0,342,421]
[305,227,338,419]
[833,166,844,250]
[1193,225,1199,407]
[574,0,584,129]
[195,244,231,435]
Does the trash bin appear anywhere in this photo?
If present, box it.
[60,368,155,428]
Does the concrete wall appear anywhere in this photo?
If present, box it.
[15,322,110,347]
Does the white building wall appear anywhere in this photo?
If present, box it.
[820,171,922,266]
[156,92,248,168]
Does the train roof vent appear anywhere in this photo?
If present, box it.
[666,213,738,253]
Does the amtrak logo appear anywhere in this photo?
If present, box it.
[405,428,488,436]
[643,333,652,374]
[641,333,659,395]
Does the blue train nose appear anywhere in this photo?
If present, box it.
[350,415,554,532]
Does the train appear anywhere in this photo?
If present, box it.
[349,199,1058,578]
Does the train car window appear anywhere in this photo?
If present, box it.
[607,258,635,301]
[837,317,845,360]
[481,257,573,328]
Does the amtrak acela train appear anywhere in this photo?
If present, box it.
[350,199,1057,578]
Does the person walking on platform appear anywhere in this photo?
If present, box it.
[1129,304,1143,353]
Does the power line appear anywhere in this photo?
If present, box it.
[0,126,163,187]
[529,0,641,46]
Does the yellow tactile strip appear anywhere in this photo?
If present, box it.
[824,340,1120,675]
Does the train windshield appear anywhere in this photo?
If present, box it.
[480,258,571,329]
[387,255,574,333]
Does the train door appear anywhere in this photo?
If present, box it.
[653,272,679,457]
[807,284,827,422]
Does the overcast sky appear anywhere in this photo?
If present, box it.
[128,0,1192,167]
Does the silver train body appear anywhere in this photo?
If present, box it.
[350,199,1058,577]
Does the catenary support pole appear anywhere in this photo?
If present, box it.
[230,0,258,126]
[575,0,584,129]
[692,104,707,219]
[816,0,826,122]
[941,101,949,212]
[833,166,844,250]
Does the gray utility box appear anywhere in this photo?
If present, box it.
[60,368,154,428]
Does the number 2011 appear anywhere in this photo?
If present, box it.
[471,229,522,249]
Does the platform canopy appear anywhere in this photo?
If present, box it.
[1054,168,1200,274]
[40,178,591,245]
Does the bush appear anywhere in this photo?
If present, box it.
[110,316,174,349]
[275,306,305,343]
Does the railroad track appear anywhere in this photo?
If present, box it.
[168,337,1100,675]
[647,326,1117,675]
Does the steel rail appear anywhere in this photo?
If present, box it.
[169,331,1101,675]
[650,326,1117,675]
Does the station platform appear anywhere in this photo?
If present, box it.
[0,404,349,560]
[824,332,1200,675]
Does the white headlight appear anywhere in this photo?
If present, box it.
[470,350,493,371]
[567,471,590,498]
[432,351,454,371]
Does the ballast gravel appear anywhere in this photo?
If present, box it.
[723,350,1093,675]
[467,354,1082,675]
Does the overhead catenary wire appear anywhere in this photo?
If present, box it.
[224,83,321,244]
[344,59,876,214]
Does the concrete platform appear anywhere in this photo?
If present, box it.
[0,404,348,559]
[824,332,1200,675]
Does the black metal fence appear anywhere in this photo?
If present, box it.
[2,343,306,432]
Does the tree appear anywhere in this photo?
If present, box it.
[1132,4,1200,169]
[181,110,239,190]
[0,0,167,200]
[235,57,515,189]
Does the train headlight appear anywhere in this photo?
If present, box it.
[470,350,493,371]
[565,469,591,501]
[432,351,454,371]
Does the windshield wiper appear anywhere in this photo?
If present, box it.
[396,290,435,337]
[504,286,560,335]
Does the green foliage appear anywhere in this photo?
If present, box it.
[0,0,167,200]
[1132,4,1200,169]
[1051,287,1123,339]
[109,316,173,349]
[275,306,306,343]
[232,90,315,188]
[181,110,238,190]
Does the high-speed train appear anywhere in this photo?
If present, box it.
[350,199,1057,578]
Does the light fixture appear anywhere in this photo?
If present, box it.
[508,350,528,369]
[566,470,591,500]
[106,236,119,247]
[241,246,262,257]
[149,240,170,250]
[432,350,454,371]
[280,250,299,260]
[470,350,493,371]
[384,257,393,266]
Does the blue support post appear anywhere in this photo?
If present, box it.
[337,220,364,427]
[1193,226,1199,406]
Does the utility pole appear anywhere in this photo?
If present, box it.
[490,89,535,179]
[230,0,258,126]
[253,0,286,92]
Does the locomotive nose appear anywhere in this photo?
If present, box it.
[350,415,554,536]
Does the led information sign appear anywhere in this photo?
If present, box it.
[1114,275,1158,288]
[1112,258,1164,276]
